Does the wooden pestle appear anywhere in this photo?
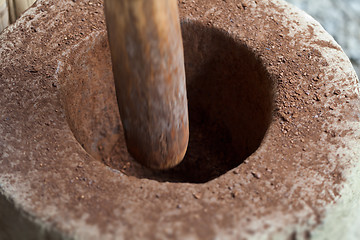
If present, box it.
[104,0,189,169]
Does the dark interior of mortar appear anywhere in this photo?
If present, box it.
[59,21,273,183]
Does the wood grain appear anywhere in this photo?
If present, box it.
[104,0,189,169]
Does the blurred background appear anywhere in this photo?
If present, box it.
[286,0,360,77]
[0,0,36,32]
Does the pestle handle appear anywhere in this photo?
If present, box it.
[104,0,189,169]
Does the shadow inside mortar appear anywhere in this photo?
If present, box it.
[59,21,274,183]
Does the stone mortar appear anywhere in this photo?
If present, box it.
[0,0,360,239]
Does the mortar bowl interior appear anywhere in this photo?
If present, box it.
[58,21,274,183]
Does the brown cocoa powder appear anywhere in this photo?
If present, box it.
[0,0,354,238]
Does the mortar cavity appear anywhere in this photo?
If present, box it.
[59,21,273,183]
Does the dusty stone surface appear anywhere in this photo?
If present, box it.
[0,0,359,239]
[285,0,360,77]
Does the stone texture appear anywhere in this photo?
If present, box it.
[0,0,37,32]
[286,0,360,76]
[0,0,359,239]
